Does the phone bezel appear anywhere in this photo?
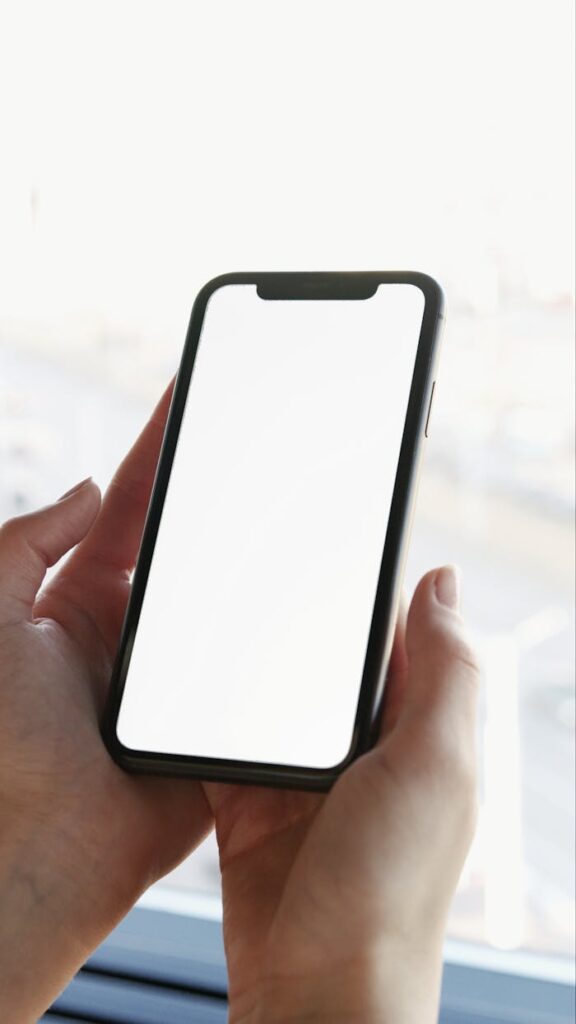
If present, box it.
[103,271,444,790]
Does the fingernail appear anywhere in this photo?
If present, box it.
[434,564,460,610]
[57,476,93,502]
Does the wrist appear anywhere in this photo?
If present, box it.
[234,944,444,1024]
[0,819,118,1022]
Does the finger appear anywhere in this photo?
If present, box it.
[378,589,409,736]
[0,479,101,621]
[67,379,174,575]
[400,565,481,766]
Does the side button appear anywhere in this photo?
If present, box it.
[424,381,436,438]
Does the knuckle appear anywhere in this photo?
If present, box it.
[0,516,23,549]
[0,516,17,538]
[419,620,482,684]
[445,628,482,679]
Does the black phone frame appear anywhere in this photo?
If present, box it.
[103,271,444,790]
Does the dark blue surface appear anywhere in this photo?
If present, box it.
[48,971,226,1023]
[87,906,228,994]
[43,905,575,1024]
[441,960,575,1023]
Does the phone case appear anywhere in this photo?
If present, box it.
[103,272,444,790]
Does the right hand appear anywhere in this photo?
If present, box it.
[205,565,481,1023]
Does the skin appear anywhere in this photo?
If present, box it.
[0,383,480,1023]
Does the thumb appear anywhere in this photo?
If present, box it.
[0,478,101,621]
[398,565,481,770]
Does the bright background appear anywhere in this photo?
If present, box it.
[0,0,573,962]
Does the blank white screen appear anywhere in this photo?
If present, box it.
[117,283,424,768]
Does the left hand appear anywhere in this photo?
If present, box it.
[0,384,212,1023]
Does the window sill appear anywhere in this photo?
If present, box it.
[44,890,575,1024]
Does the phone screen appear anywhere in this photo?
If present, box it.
[116,283,425,769]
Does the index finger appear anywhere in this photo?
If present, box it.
[69,379,174,574]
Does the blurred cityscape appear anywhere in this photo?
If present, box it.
[0,298,573,961]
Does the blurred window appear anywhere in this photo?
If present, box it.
[0,0,573,967]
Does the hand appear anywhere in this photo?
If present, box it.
[205,566,480,1023]
[0,384,212,1022]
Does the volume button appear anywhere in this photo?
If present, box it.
[424,381,436,438]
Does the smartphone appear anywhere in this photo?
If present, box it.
[103,272,444,790]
